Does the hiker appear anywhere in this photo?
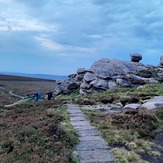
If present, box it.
[47,91,53,100]
[35,91,42,102]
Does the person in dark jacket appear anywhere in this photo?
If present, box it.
[47,91,53,100]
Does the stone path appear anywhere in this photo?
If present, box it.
[66,104,114,163]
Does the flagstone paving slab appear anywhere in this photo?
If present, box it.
[75,150,114,163]
[77,129,101,137]
[71,121,90,126]
[70,116,86,121]
[75,139,109,151]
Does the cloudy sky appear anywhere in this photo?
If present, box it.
[0,0,163,75]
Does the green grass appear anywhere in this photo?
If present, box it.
[56,83,163,106]
[0,101,78,163]
[56,90,81,102]
[82,109,162,163]
[82,84,163,105]
[1,81,163,162]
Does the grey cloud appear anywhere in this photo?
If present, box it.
[0,31,40,55]
[1,0,163,68]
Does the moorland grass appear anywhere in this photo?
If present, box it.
[0,100,78,163]
[82,108,163,163]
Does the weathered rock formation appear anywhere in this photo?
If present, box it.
[80,58,158,95]
[54,54,163,95]
[54,68,86,95]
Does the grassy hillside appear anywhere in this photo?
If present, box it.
[0,101,78,162]
[57,84,163,163]
[0,74,57,98]
[0,76,78,162]
[1,78,163,163]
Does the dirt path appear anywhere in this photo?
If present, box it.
[66,104,114,163]
[8,90,24,99]
[0,87,24,99]
[0,87,26,107]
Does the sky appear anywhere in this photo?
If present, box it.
[0,0,163,75]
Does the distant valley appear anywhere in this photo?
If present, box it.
[0,72,67,80]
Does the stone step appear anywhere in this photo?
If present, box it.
[74,125,96,131]
[79,135,105,141]
[67,109,82,114]
[74,149,114,163]
[71,121,90,126]
[70,116,86,121]
[76,140,110,151]
[77,129,101,137]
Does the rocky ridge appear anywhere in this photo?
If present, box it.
[54,54,163,95]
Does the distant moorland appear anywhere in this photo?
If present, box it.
[0,72,67,80]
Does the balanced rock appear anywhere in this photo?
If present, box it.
[160,56,163,66]
[130,53,142,62]
[77,68,86,74]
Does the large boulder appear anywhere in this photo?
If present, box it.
[142,96,163,110]
[75,68,86,82]
[54,78,80,95]
[123,104,142,110]
[116,78,132,87]
[54,67,87,95]
[90,79,108,90]
[84,72,96,82]
[108,80,118,89]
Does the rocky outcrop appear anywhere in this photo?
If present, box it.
[54,55,163,95]
[54,68,86,95]
[80,58,158,95]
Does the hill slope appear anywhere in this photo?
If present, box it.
[0,72,67,80]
